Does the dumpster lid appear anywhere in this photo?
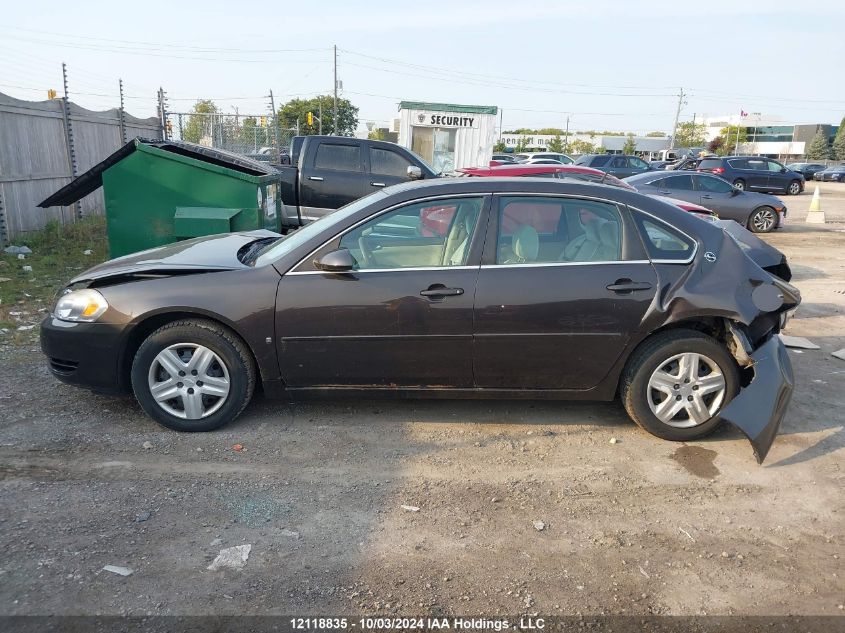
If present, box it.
[38,138,279,208]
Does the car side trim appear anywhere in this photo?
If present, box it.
[479,260,649,269]
[287,265,480,275]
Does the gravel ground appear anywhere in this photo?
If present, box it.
[0,185,843,619]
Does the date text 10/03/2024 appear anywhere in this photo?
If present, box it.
[290,617,546,630]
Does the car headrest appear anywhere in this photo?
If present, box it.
[512,225,539,262]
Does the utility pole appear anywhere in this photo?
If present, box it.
[61,62,80,219]
[498,108,503,143]
[268,89,280,162]
[669,87,684,150]
[157,87,169,140]
[564,115,570,151]
[333,44,338,136]
[318,98,323,135]
[118,78,127,143]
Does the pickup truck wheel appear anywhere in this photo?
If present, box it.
[131,319,255,432]
[748,206,777,233]
[620,329,740,442]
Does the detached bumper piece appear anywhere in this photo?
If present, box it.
[719,335,794,463]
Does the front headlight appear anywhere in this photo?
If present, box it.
[53,288,109,322]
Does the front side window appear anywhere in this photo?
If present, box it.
[612,157,627,168]
[634,213,695,261]
[314,143,362,172]
[697,175,733,193]
[629,157,649,169]
[370,148,412,178]
[767,160,785,172]
[495,197,623,265]
[338,197,483,270]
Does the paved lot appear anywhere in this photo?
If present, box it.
[1,183,843,618]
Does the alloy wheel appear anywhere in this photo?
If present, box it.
[647,352,726,428]
[751,208,776,232]
[788,182,801,195]
[147,343,230,420]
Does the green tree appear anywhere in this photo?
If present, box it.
[367,127,387,141]
[183,99,218,143]
[645,131,666,137]
[515,137,530,153]
[831,117,845,160]
[673,121,707,148]
[805,128,831,160]
[547,134,565,153]
[622,133,637,155]
[278,95,359,136]
[493,139,507,152]
[568,139,596,154]
[719,125,748,155]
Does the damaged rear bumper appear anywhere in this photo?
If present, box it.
[718,335,794,463]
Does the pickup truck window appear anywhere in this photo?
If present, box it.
[371,147,412,177]
[315,144,362,172]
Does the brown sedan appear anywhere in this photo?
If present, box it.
[41,178,799,462]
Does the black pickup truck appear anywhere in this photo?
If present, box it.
[278,135,439,227]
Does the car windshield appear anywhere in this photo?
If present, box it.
[252,191,388,266]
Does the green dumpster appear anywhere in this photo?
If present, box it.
[38,139,283,257]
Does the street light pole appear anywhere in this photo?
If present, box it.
[333,45,338,136]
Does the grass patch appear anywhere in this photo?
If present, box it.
[0,216,107,346]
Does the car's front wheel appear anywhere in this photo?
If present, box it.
[131,319,255,431]
[786,180,801,195]
[748,206,777,233]
[620,329,740,442]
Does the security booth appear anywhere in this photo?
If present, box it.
[39,138,283,257]
[397,101,499,172]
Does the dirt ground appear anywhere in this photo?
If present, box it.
[0,183,843,619]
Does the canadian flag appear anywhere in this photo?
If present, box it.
[740,110,748,117]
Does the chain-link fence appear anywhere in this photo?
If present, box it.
[164,112,296,164]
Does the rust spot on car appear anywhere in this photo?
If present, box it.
[672,445,720,479]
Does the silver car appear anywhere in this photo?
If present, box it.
[624,171,787,233]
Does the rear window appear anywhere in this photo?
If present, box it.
[697,159,723,170]
[314,143,361,172]
[633,213,695,261]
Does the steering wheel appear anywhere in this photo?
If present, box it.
[357,230,376,268]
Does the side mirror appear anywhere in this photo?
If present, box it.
[314,248,356,272]
[407,165,423,180]
[780,167,786,173]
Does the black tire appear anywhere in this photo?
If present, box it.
[747,206,777,233]
[732,179,746,191]
[620,329,740,442]
[131,319,255,432]
[786,180,801,196]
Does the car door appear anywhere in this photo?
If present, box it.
[607,155,631,178]
[740,158,770,191]
[275,195,489,388]
[627,155,650,176]
[473,194,657,390]
[766,159,789,192]
[694,174,748,223]
[365,143,417,192]
[298,140,368,221]
[657,174,698,205]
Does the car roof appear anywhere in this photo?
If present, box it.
[459,164,604,176]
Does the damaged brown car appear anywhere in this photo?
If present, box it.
[40,178,800,462]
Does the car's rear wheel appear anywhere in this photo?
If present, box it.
[131,319,255,432]
[748,206,777,233]
[732,179,746,191]
[620,329,740,442]
[786,180,801,195]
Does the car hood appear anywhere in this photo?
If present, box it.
[70,230,279,284]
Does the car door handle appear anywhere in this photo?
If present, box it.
[370,182,386,187]
[308,176,324,181]
[701,194,713,199]
[420,285,464,297]
[606,279,653,294]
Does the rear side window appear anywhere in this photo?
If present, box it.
[314,143,361,172]
[370,147,412,177]
[745,159,768,171]
[663,175,695,190]
[698,159,723,170]
[633,213,695,261]
[590,155,611,167]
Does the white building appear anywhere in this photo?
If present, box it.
[397,101,499,172]
[499,133,670,155]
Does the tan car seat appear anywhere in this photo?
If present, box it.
[501,224,540,264]
[561,219,605,262]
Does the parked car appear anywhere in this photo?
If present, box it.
[696,156,804,195]
[667,156,705,171]
[813,164,845,182]
[41,178,799,462]
[278,135,439,225]
[786,162,827,181]
[492,153,518,163]
[624,171,787,233]
[457,164,635,189]
[574,154,652,178]
[520,152,574,164]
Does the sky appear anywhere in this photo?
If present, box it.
[2,0,844,135]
